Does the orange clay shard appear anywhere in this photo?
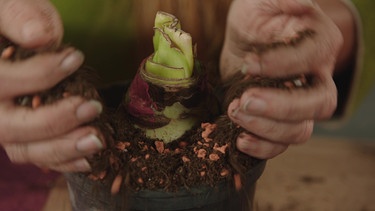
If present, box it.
[88,171,107,181]
[213,143,229,154]
[137,177,144,184]
[1,46,15,59]
[197,149,207,159]
[116,141,131,151]
[111,174,123,195]
[182,155,190,162]
[201,123,217,142]
[233,174,242,191]
[208,153,220,161]
[220,169,230,177]
[32,95,41,109]
[62,92,71,98]
[155,140,165,153]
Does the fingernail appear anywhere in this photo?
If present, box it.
[228,99,241,118]
[242,98,267,114]
[74,159,92,172]
[248,62,262,74]
[237,137,247,150]
[60,50,84,72]
[244,54,262,74]
[237,135,254,151]
[237,133,258,153]
[241,64,248,75]
[76,100,103,122]
[22,20,45,42]
[231,107,240,118]
[76,134,103,153]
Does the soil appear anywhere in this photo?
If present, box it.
[0,36,308,195]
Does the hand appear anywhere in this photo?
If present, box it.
[0,0,104,172]
[220,0,343,159]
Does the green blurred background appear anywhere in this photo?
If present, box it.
[51,0,138,84]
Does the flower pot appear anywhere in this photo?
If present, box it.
[64,83,266,211]
[65,159,266,211]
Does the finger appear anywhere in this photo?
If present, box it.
[245,0,318,43]
[3,126,104,171]
[244,38,317,77]
[267,0,316,15]
[236,133,288,159]
[0,96,103,143]
[0,0,63,48]
[243,5,342,77]
[228,99,314,143]
[230,72,337,121]
[0,48,84,99]
[243,31,340,77]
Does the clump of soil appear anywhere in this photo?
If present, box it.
[0,36,308,193]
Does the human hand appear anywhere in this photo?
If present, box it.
[0,0,104,172]
[220,0,343,159]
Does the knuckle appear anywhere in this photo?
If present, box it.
[37,97,84,136]
[4,144,30,164]
[312,75,337,120]
[260,121,279,137]
[241,117,257,134]
[0,115,13,143]
[43,141,72,165]
[41,117,62,138]
[236,134,257,157]
[0,128,9,143]
[295,120,314,144]
[27,57,58,81]
[318,87,337,119]
[237,135,287,160]
[266,144,288,159]
[283,102,299,120]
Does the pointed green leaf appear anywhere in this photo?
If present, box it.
[163,27,193,77]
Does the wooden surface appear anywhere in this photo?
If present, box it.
[43,176,71,211]
[254,136,375,211]
[43,136,375,211]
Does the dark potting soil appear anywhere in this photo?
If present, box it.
[1,37,308,194]
[89,110,259,192]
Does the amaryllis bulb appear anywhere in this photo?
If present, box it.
[125,11,208,144]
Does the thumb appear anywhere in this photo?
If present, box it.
[0,0,63,48]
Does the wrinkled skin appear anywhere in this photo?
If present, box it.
[220,0,346,159]
[0,0,104,172]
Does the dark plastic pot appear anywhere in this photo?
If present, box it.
[64,83,266,211]
[65,160,266,211]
